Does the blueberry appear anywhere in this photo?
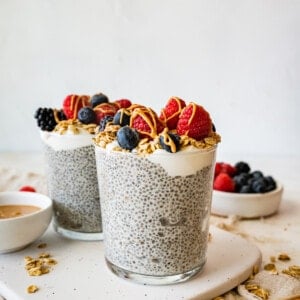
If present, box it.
[159,132,181,153]
[251,170,264,179]
[78,107,96,124]
[90,93,109,108]
[235,161,251,174]
[251,178,267,193]
[233,173,250,192]
[240,185,252,193]
[98,115,114,132]
[264,176,277,192]
[113,109,131,127]
[117,126,140,150]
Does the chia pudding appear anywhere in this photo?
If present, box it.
[41,130,102,240]
[93,98,221,284]
[95,147,216,277]
[34,93,118,241]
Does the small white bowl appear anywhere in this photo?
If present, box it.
[0,191,52,254]
[211,183,283,218]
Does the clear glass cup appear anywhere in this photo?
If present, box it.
[95,145,216,284]
[42,131,102,241]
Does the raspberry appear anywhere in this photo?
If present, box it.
[159,97,186,129]
[63,94,90,119]
[19,186,36,192]
[220,163,237,176]
[130,107,165,139]
[176,103,212,140]
[114,99,132,109]
[94,103,117,124]
[214,162,223,178]
[213,173,235,192]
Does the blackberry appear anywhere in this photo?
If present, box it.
[159,132,181,153]
[98,115,114,132]
[34,107,65,131]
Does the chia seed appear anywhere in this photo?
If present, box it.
[44,144,102,234]
[95,148,215,276]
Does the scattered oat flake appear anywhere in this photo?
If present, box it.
[27,285,39,293]
[282,265,300,279]
[278,253,291,261]
[37,243,47,249]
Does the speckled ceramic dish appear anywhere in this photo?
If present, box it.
[211,183,283,218]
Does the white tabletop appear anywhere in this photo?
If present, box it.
[0,152,299,299]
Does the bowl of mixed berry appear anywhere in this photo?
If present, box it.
[211,161,283,218]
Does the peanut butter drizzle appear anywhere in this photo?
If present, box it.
[119,108,131,124]
[160,128,177,153]
[130,107,159,139]
[70,95,90,119]
[161,97,184,123]
[94,103,116,113]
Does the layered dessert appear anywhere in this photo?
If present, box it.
[93,97,221,283]
[34,93,128,240]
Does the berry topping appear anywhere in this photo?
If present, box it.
[90,93,109,108]
[78,107,97,124]
[19,186,36,192]
[114,99,132,109]
[130,107,165,139]
[98,115,114,132]
[235,161,251,174]
[117,126,140,150]
[113,109,131,127]
[159,130,181,153]
[127,104,146,111]
[94,103,117,124]
[159,97,186,130]
[34,108,66,131]
[214,161,277,193]
[63,94,90,119]
[213,173,235,192]
[177,102,212,140]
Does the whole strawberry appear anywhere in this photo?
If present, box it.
[130,107,165,139]
[160,97,186,130]
[94,103,118,124]
[177,103,212,140]
[63,94,90,119]
[213,173,235,192]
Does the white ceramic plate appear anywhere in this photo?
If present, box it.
[211,183,283,218]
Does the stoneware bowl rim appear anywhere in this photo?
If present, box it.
[212,182,284,218]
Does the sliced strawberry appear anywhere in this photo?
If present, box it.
[177,102,212,140]
[94,103,117,124]
[63,94,90,119]
[160,97,186,130]
[213,173,235,192]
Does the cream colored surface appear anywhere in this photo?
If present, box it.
[0,152,299,299]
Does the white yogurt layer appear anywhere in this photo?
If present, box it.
[40,130,93,151]
[98,142,217,177]
[146,146,216,177]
